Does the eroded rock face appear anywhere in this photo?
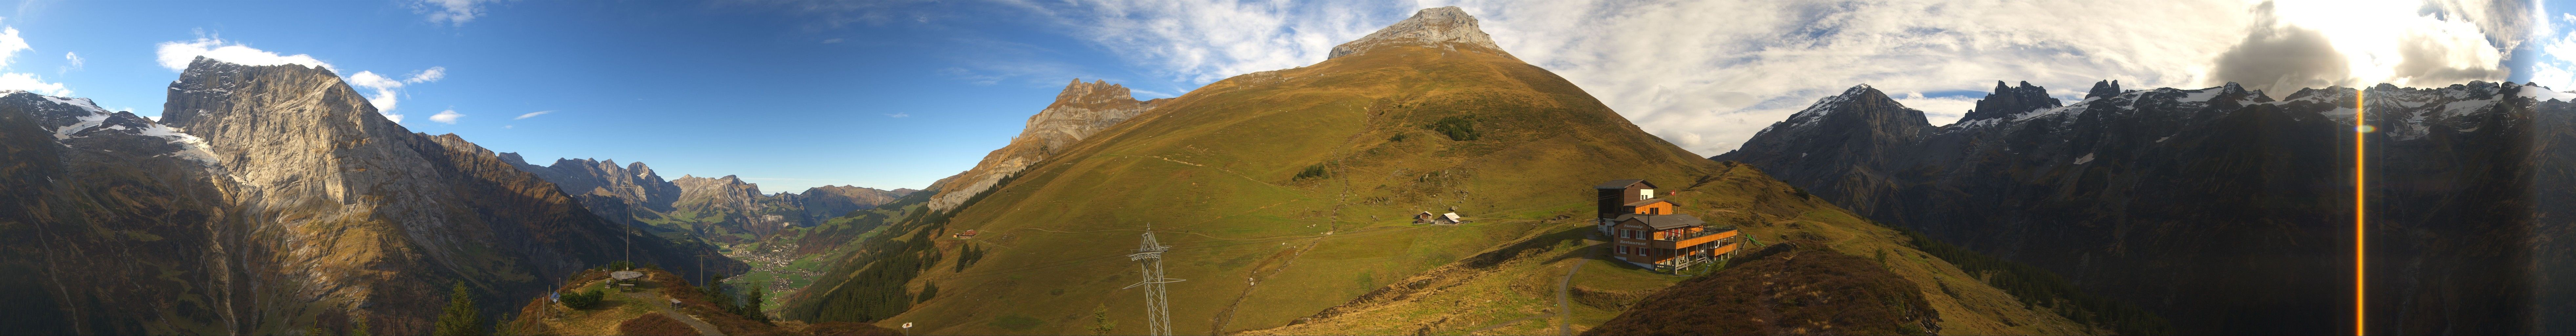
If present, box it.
[0,57,724,335]
[1327,6,1510,60]
[927,79,1160,212]
[503,156,683,215]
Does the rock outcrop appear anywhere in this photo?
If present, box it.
[0,57,728,335]
[1958,81,2062,121]
[1327,6,1511,60]
[925,79,1162,211]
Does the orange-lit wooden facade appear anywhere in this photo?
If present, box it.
[1596,179,1744,271]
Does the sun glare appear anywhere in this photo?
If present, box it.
[2264,0,2508,88]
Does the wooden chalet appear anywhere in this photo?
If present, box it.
[1595,179,1744,271]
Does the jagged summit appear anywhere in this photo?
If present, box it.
[1961,81,2062,121]
[925,78,1162,211]
[1327,6,1509,60]
[2086,80,2124,99]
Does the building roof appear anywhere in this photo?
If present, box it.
[1593,179,1657,189]
[1624,199,1671,207]
[1616,214,1707,230]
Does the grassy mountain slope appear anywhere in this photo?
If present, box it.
[787,38,2091,335]
[1243,162,2092,335]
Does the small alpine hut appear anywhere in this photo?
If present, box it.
[1594,179,1744,271]
[952,229,980,239]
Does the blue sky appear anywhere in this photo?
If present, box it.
[0,0,2560,193]
[1,1,1231,192]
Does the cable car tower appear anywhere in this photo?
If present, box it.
[1123,225,1184,336]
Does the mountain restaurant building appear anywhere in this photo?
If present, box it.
[1595,179,1744,271]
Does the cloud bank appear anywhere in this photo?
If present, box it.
[1024,0,2535,156]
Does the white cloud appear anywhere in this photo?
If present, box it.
[320,66,447,123]
[406,66,445,83]
[515,110,551,119]
[0,25,29,69]
[2534,8,2576,91]
[1034,1,2526,156]
[59,52,78,72]
[428,109,463,124]
[1029,1,1400,84]
[0,73,69,96]
[0,23,70,96]
[413,0,491,27]
[822,38,845,44]
[347,71,406,115]
[886,113,910,118]
[155,36,333,72]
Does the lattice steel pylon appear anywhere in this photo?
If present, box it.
[1123,227,1185,336]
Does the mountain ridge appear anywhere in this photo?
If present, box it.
[1715,79,2576,334]
[0,57,728,335]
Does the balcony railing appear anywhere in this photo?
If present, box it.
[1656,228,1731,242]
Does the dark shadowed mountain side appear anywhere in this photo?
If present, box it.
[1713,80,2576,334]
[0,58,734,335]
[784,7,2091,335]
[502,157,915,245]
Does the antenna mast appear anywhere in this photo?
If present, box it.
[1124,225,1184,336]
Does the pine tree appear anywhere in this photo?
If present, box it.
[434,281,486,336]
[916,282,939,303]
[743,286,772,323]
[351,314,371,336]
[1088,303,1117,335]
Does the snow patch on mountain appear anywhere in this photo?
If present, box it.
[51,112,107,140]
[139,124,222,165]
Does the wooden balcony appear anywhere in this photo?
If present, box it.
[1649,229,1736,250]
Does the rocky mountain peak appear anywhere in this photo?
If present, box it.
[2086,80,2124,99]
[926,78,1162,211]
[1961,81,2063,121]
[1055,79,1135,106]
[1328,6,1509,60]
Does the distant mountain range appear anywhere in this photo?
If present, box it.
[1715,79,2576,334]
[0,58,731,335]
[499,155,915,244]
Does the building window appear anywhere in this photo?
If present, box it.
[1617,246,1629,255]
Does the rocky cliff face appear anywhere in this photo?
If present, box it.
[1714,80,2576,334]
[1327,6,1511,60]
[501,155,683,216]
[926,79,1162,211]
[0,57,727,335]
